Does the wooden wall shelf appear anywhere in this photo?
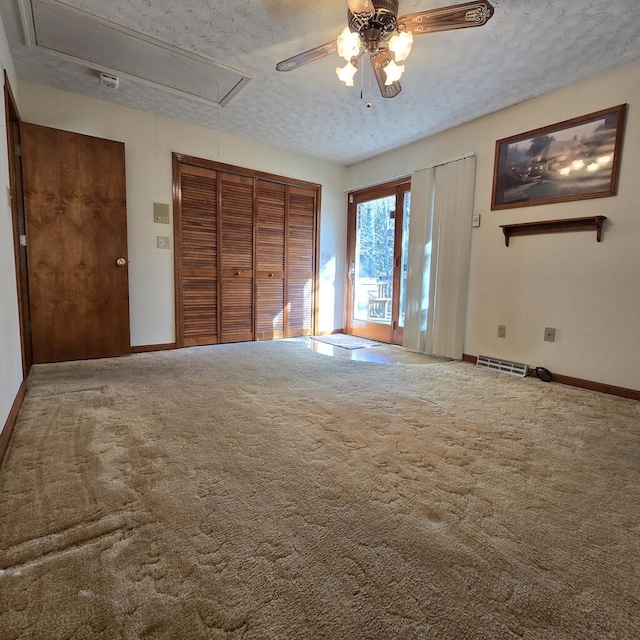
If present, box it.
[500,216,607,247]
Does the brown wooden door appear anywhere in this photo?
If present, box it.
[286,186,316,337]
[21,123,130,363]
[175,164,219,346]
[256,180,286,340]
[219,172,254,343]
[346,180,410,345]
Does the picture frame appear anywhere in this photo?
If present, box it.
[491,104,627,210]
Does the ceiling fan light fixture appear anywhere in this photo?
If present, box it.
[336,60,358,86]
[337,27,361,61]
[383,59,404,85]
[388,30,413,62]
[275,1,495,101]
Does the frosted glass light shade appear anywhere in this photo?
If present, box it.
[389,31,414,62]
[336,61,358,86]
[337,27,361,61]
[384,60,405,85]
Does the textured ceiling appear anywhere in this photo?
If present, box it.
[2,0,640,165]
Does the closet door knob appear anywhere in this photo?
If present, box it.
[236,271,241,276]
[269,273,274,277]
[116,258,127,267]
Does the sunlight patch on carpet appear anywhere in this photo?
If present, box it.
[311,334,380,349]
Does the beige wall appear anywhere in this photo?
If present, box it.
[0,22,21,437]
[17,83,348,346]
[4,42,639,414]
[347,60,640,390]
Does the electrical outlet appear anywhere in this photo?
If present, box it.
[157,236,171,249]
[544,327,556,342]
[498,325,506,338]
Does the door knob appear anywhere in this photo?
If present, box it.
[116,258,127,266]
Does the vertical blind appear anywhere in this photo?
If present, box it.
[403,155,477,358]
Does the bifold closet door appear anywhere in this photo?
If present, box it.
[175,154,319,346]
[286,186,317,337]
[220,172,255,343]
[175,164,219,346]
[256,180,286,340]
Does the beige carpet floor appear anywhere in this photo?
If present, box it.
[0,340,639,639]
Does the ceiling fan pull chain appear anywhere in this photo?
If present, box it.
[366,56,373,107]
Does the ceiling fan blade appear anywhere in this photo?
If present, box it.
[348,0,374,15]
[276,40,338,72]
[371,50,402,99]
[399,1,494,35]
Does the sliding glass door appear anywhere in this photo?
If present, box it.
[346,180,410,345]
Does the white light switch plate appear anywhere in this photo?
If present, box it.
[157,236,171,249]
[472,214,481,228]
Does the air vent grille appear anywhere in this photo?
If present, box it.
[477,355,528,377]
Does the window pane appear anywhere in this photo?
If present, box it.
[353,195,394,324]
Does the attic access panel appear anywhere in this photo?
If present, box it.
[21,0,251,106]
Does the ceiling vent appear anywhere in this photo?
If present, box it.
[18,0,251,107]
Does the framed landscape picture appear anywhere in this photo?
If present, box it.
[491,104,627,210]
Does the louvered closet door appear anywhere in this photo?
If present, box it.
[177,165,218,346]
[286,186,317,337]
[220,172,255,343]
[256,180,286,340]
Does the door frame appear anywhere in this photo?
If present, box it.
[4,71,32,376]
[345,177,410,345]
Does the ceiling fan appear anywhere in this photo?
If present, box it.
[276,0,494,99]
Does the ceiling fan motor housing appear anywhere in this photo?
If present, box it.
[349,0,398,52]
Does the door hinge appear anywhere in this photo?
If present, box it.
[14,143,21,157]
[19,234,27,247]
[349,194,354,204]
